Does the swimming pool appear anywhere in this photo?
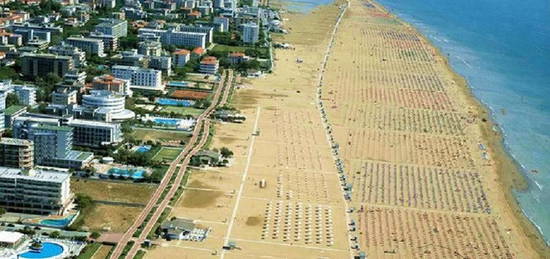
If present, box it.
[108,168,145,180]
[19,242,64,259]
[39,215,75,228]
[156,98,194,107]
[154,118,180,126]
[135,145,151,153]
[167,81,189,87]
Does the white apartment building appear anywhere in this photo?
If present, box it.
[213,16,229,32]
[242,22,259,44]
[13,85,36,106]
[173,49,190,68]
[112,65,163,90]
[179,25,214,44]
[67,119,123,147]
[138,28,207,49]
[0,167,72,215]
[95,18,128,38]
[82,90,135,120]
[66,37,106,57]
[48,43,87,67]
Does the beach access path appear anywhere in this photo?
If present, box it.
[109,70,235,259]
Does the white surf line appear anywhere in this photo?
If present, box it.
[220,107,261,259]
[313,1,355,258]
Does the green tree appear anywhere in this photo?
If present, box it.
[5,93,19,107]
[220,147,233,158]
[50,231,60,238]
[90,231,101,239]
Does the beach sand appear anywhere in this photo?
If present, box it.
[145,0,549,258]
[145,2,353,258]
[321,0,548,257]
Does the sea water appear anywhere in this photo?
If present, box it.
[375,0,550,244]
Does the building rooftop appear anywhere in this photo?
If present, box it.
[161,218,195,231]
[4,105,26,116]
[201,56,218,65]
[35,124,73,132]
[112,65,159,73]
[69,118,120,128]
[173,49,190,55]
[0,231,24,244]
[0,167,70,184]
[0,137,32,146]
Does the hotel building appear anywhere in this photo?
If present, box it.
[0,138,33,169]
[0,167,72,215]
[112,65,163,90]
[81,90,135,121]
[66,37,106,57]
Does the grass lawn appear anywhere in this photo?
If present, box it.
[212,44,270,58]
[79,204,142,232]
[130,128,191,142]
[152,147,182,162]
[71,180,155,204]
[161,106,204,117]
[212,44,248,53]
[76,243,101,259]
[91,245,113,259]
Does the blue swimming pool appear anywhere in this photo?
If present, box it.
[156,98,194,107]
[135,145,151,153]
[19,242,64,259]
[167,81,189,87]
[153,118,180,126]
[108,168,145,180]
[39,215,75,228]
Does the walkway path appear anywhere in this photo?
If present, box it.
[109,70,235,259]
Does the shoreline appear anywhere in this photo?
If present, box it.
[370,0,549,256]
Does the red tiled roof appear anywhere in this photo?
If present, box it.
[229,52,245,57]
[173,49,190,55]
[192,47,205,54]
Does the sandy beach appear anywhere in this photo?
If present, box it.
[322,0,548,257]
[144,0,549,258]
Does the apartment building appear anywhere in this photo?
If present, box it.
[81,90,135,121]
[0,138,33,169]
[137,40,162,56]
[20,53,74,78]
[92,74,130,95]
[67,119,123,147]
[66,37,106,57]
[138,28,207,49]
[48,43,87,67]
[173,49,190,68]
[13,120,94,169]
[94,18,128,38]
[199,56,219,74]
[13,85,36,106]
[0,167,71,215]
[242,22,259,44]
[88,32,118,51]
[112,65,163,89]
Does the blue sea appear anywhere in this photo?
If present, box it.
[374,0,550,244]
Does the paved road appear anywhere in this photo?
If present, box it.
[109,71,234,259]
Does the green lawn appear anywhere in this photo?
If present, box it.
[76,243,101,259]
[212,44,248,53]
[161,106,205,117]
[130,128,191,142]
[152,147,182,162]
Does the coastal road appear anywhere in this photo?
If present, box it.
[109,70,234,259]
